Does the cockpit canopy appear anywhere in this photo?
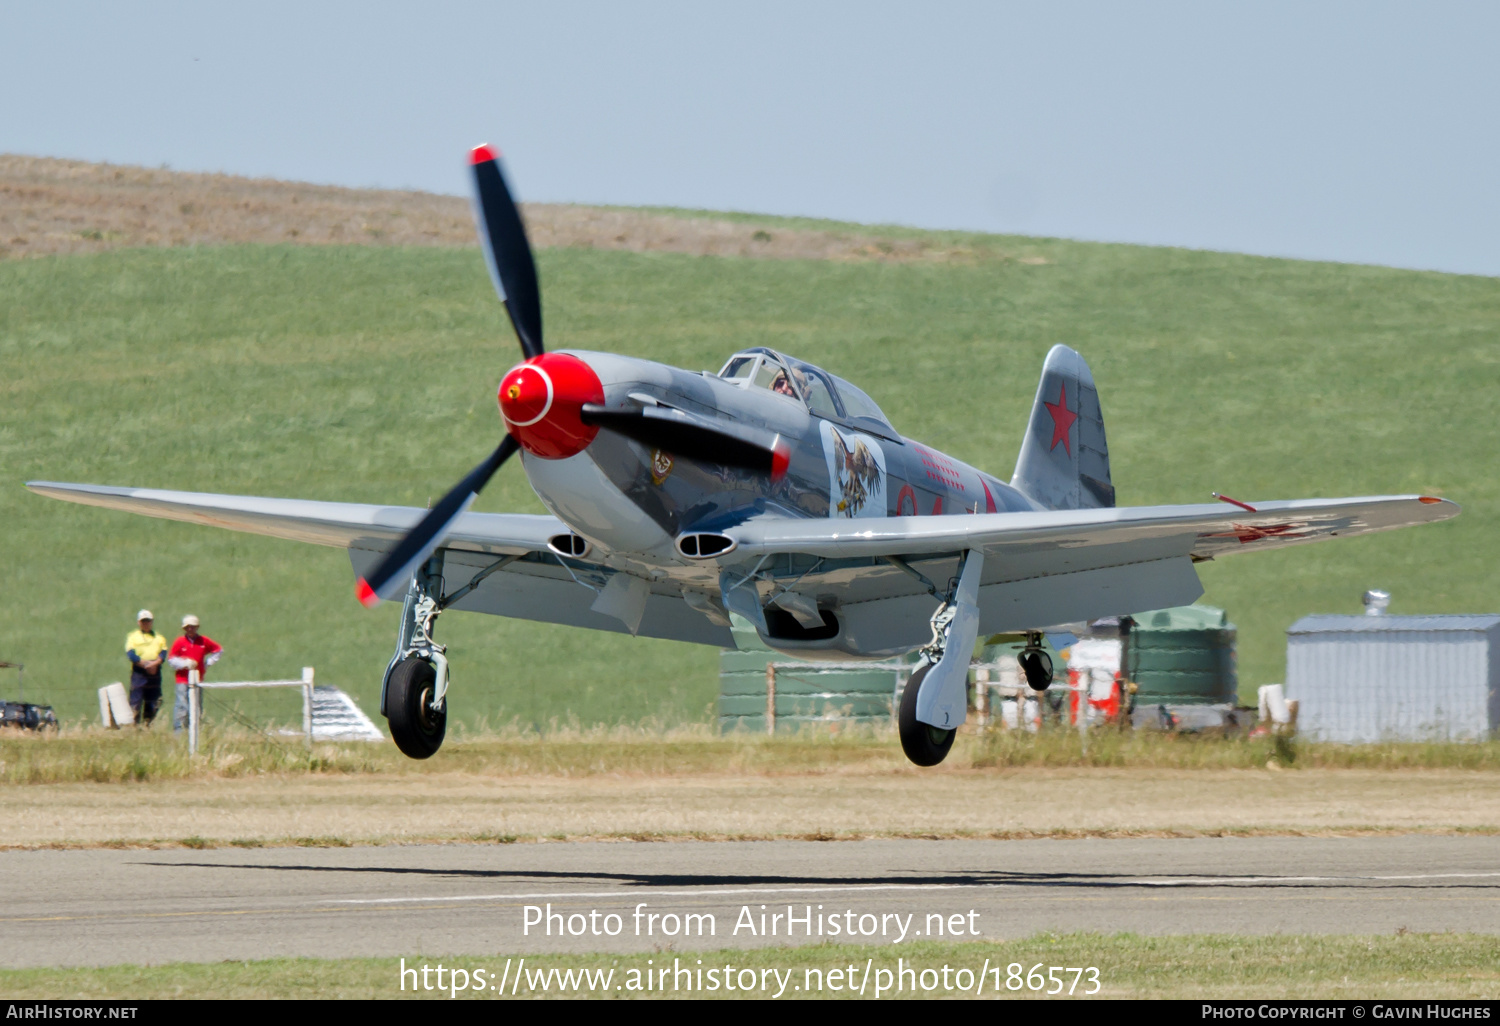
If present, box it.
[717,348,898,440]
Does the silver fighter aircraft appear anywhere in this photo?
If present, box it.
[28,145,1460,766]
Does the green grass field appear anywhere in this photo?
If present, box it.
[3,231,1498,728]
[2,933,1495,999]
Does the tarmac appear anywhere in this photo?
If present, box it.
[1,835,1497,968]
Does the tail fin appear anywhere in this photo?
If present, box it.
[1011,344,1114,510]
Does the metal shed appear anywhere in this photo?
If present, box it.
[1286,614,1500,743]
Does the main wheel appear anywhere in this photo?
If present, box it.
[386,657,446,759]
[1019,648,1053,691]
[898,664,957,767]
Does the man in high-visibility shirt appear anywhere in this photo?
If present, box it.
[168,614,223,733]
[125,609,171,725]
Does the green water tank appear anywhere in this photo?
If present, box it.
[718,629,909,734]
[1123,605,1237,706]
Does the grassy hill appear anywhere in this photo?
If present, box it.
[3,225,1496,729]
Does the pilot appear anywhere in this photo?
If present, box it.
[770,371,796,398]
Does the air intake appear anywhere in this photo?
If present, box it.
[547,533,591,558]
[677,533,737,559]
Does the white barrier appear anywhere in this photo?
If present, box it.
[97,682,133,727]
[1257,683,1299,733]
[187,667,315,755]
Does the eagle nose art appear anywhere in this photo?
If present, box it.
[497,353,604,459]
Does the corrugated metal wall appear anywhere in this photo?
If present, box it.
[1287,618,1498,743]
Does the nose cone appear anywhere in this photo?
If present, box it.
[498,353,604,459]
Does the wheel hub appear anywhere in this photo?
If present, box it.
[417,686,442,732]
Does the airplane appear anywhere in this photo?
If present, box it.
[27,145,1460,767]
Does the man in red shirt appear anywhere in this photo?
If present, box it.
[168,614,223,733]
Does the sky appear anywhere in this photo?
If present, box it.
[6,1,1497,275]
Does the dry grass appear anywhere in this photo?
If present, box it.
[0,722,914,784]
[6,721,1500,786]
[0,154,1012,264]
[2,726,1498,847]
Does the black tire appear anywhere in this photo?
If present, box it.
[386,657,446,759]
[1019,648,1053,691]
[898,664,957,767]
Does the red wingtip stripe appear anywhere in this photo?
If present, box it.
[469,143,499,165]
[1418,496,1443,504]
[355,578,379,608]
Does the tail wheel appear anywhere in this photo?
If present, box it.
[898,665,956,767]
[1019,648,1054,691]
[386,657,446,759]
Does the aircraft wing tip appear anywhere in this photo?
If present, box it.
[25,481,122,499]
[25,480,73,495]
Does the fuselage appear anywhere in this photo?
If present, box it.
[515,347,1042,565]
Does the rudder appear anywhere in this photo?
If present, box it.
[1011,344,1114,510]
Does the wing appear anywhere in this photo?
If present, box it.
[725,495,1459,655]
[25,481,733,647]
[26,481,561,554]
[729,494,1457,562]
[346,545,732,646]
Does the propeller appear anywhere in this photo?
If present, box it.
[356,436,519,607]
[470,144,543,360]
[355,145,537,606]
[355,144,788,606]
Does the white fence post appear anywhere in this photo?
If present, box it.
[187,668,201,755]
[302,667,315,749]
[182,668,327,748]
[764,663,776,736]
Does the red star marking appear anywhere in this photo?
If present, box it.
[1202,522,1308,545]
[1044,383,1077,455]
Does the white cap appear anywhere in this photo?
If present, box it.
[181,614,200,627]
[137,609,154,621]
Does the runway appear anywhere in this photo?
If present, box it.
[1,835,1496,968]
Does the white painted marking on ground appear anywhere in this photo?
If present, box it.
[1125,872,1500,886]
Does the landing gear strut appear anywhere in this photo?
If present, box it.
[378,550,521,759]
[381,555,451,759]
[897,550,984,767]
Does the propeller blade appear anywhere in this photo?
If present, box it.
[356,435,521,606]
[470,144,543,359]
[581,404,790,478]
